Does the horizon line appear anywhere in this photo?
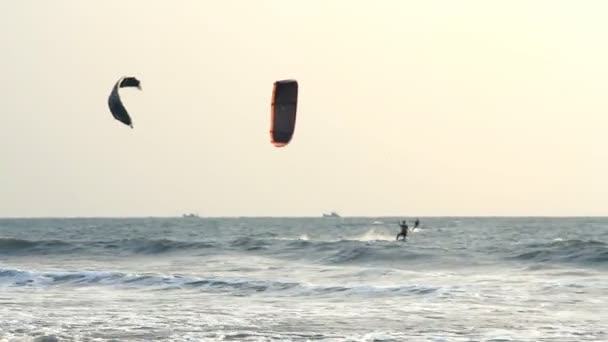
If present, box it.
[1,215,607,219]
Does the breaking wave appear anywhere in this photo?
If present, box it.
[0,267,439,298]
[2,234,606,268]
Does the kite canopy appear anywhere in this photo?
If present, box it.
[270,80,298,147]
[108,76,141,128]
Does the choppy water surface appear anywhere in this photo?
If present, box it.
[0,217,606,341]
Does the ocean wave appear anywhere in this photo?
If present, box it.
[224,233,435,266]
[353,228,395,242]
[0,267,439,297]
[0,237,79,254]
[0,228,408,258]
[511,239,608,265]
[319,243,432,265]
[0,237,216,256]
[112,238,216,254]
[12,234,604,270]
[229,237,270,251]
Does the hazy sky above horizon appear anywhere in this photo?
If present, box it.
[1,1,607,217]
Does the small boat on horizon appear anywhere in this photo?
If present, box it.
[182,213,200,218]
[322,212,341,218]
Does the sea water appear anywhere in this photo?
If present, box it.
[0,217,606,341]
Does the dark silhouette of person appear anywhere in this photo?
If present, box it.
[396,220,408,240]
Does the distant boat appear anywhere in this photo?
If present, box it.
[182,213,200,218]
[322,212,340,218]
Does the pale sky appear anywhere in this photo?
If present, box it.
[1,0,607,217]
